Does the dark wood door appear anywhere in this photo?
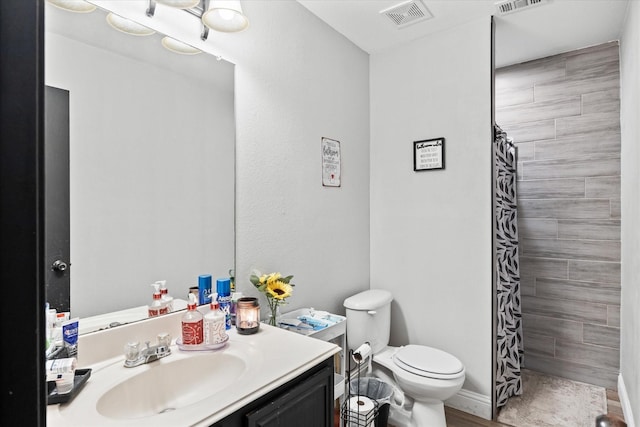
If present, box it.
[44,85,70,313]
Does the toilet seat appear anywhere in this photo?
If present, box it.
[393,345,464,380]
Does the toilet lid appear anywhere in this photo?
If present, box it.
[393,345,464,379]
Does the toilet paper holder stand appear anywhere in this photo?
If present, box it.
[341,342,379,427]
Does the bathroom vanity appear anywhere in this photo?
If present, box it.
[214,356,334,427]
[46,311,340,427]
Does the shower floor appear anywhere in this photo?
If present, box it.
[443,370,624,427]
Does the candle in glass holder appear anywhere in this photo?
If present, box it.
[236,297,260,335]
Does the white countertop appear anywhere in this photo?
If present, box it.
[47,314,340,426]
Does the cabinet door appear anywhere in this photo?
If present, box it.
[246,365,333,427]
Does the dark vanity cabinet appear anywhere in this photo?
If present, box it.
[212,357,334,427]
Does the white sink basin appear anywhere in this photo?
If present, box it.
[96,351,248,419]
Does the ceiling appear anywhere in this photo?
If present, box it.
[297,0,630,68]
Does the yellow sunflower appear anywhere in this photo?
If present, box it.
[266,280,293,300]
[266,273,281,286]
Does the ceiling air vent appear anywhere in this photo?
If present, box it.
[495,0,547,15]
[379,0,433,29]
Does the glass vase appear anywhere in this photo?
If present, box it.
[268,302,281,327]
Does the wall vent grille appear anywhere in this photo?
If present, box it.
[379,0,433,29]
[495,0,547,15]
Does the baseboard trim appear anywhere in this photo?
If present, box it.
[445,388,492,420]
[618,373,636,427]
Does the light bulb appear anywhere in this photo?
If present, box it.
[218,9,235,21]
[161,37,202,55]
[106,13,155,36]
[156,0,200,9]
[202,1,249,33]
[47,0,96,13]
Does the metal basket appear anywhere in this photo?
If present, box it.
[340,347,382,427]
[341,395,379,427]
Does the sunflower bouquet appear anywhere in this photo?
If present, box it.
[250,272,294,326]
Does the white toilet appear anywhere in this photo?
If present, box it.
[344,289,465,427]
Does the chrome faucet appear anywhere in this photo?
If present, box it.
[123,333,172,368]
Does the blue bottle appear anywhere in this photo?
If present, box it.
[198,274,212,306]
[216,278,232,330]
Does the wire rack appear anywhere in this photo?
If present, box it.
[340,348,379,427]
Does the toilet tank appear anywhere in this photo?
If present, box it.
[343,289,393,354]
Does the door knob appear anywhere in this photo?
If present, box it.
[52,260,69,272]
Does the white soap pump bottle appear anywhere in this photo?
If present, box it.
[204,293,226,345]
[157,280,173,313]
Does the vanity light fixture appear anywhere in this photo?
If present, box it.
[106,12,156,36]
[202,0,249,33]
[147,0,210,41]
[161,36,202,55]
[46,0,96,13]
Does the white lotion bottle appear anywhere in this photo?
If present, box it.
[157,280,173,313]
[204,292,226,345]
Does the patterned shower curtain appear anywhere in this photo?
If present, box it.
[494,124,523,408]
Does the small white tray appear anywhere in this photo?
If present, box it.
[278,308,346,342]
[175,334,229,351]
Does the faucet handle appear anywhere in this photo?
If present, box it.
[156,333,172,357]
[157,332,171,347]
[124,341,140,361]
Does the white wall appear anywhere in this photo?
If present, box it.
[370,16,493,417]
[45,31,235,318]
[216,1,371,315]
[619,0,640,424]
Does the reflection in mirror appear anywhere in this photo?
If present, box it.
[44,2,235,334]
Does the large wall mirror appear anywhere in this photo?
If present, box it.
[44,1,235,334]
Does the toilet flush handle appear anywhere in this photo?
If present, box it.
[367,310,376,315]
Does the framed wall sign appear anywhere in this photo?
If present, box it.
[322,137,341,187]
[414,137,445,171]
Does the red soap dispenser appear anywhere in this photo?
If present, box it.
[181,293,203,345]
[148,282,168,317]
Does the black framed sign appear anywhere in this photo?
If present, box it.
[414,138,445,171]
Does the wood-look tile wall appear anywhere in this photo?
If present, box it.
[496,42,621,389]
